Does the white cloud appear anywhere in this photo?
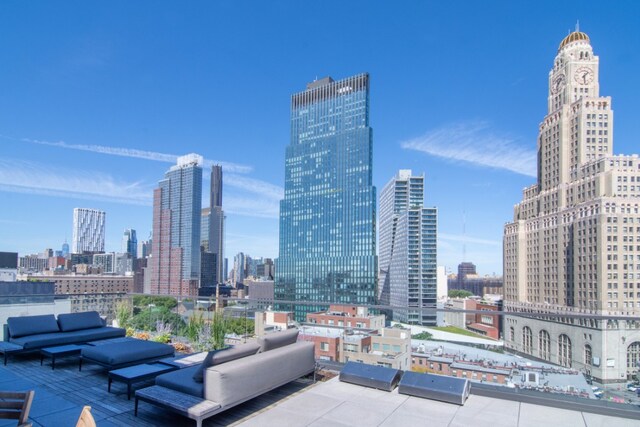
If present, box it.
[5,136,287,219]
[439,232,501,246]
[20,138,253,174]
[0,159,152,206]
[225,174,284,201]
[400,121,536,177]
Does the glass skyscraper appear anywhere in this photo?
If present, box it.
[149,154,202,296]
[276,73,377,320]
[121,228,137,259]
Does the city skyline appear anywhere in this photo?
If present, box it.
[1,2,640,274]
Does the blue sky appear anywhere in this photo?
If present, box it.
[1,1,639,275]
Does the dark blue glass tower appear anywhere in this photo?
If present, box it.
[276,74,377,320]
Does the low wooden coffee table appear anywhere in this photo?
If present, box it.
[108,362,177,399]
[40,344,87,370]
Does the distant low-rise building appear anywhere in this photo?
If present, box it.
[443,298,477,329]
[411,354,511,384]
[47,256,66,271]
[299,324,412,370]
[255,310,296,336]
[354,327,412,370]
[447,261,503,297]
[306,305,385,330]
[0,252,18,281]
[467,300,502,340]
[19,273,132,322]
[19,254,48,273]
[73,264,102,275]
[244,279,274,310]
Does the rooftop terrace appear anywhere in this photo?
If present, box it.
[1,351,639,426]
[0,352,313,426]
[2,293,640,425]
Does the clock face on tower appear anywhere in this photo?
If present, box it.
[574,67,594,85]
[552,74,566,94]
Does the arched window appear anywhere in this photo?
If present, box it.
[559,334,572,367]
[522,327,533,354]
[627,342,640,369]
[539,330,551,361]
[509,327,515,342]
[584,344,592,366]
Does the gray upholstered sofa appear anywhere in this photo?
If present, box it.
[4,311,126,351]
[135,328,315,426]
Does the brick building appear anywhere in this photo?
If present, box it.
[306,305,385,330]
[412,353,511,384]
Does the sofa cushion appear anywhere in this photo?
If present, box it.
[81,339,174,367]
[10,326,125,350]
[57,311,104,332]
[203,341,315,407]
[156,365,204,397]
[11,331,78,349]
[7,314,60,338]
[192,342,261,383]
[57,326,125,343]
[257,328,299,352]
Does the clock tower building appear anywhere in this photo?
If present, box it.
[503,30,640,383]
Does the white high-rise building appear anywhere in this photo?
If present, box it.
[72,208,105,254]
[379,170,438,325]
[503,30,640,383]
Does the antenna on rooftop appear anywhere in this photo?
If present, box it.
[462,210,467,262]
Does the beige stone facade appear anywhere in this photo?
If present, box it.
[343,328,412,371]
[503,31,640,383]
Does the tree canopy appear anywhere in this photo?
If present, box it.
[448,290,473,298]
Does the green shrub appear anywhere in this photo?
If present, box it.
[129,306,185,332]
[182,311,205,342]
[115,300,132,328]
[211,312,228,350]
[412,331,433,340]
[152,333,171,344]
[448,290,473,298]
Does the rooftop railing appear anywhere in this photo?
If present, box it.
[1,291,640,415]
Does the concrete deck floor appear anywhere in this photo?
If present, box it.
[2,352,638,427]
[238,377,639,427]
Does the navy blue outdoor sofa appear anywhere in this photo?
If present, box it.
[3,311,126,354]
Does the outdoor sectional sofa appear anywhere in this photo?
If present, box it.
[4,311,125,351]
[80,337,175,370]
[135,328,316,427]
